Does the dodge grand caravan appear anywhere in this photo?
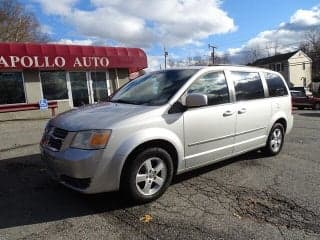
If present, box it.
[40,66,293,203]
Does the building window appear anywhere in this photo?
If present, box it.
[0,72,26,105]
[40,71,68,100]
[302,63,306,70]
[231,71,265,101]
[91,72,108,102]
[69,72,89,107]
[276,63,281,72]
[188,71,229,106]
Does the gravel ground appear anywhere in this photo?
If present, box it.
[0,110,320,240]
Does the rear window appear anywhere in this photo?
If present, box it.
[264,73,288,97]
[291,91,306,97]
[231,71,265,101]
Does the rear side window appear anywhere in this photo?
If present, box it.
[231,71,264,101]
[188,71,229,106]
[264,72,288,97]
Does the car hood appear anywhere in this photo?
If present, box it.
[50,102,158,131]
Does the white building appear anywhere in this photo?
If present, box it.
[253,50,312,88]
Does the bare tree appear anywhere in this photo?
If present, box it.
[299,28,320,52]
[306,28,320,52]
[299,28,320,83]
[244,46,264,64]
[0,0,49,42]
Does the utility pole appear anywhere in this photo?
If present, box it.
[208,44,217,65]
[164,48,168,69]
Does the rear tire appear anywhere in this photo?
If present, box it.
[121,147,173,203]
[263,123,285,156]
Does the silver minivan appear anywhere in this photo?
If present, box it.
[40,66,293,202]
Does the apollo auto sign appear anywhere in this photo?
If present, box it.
[0,55,110,69]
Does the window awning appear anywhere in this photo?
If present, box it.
[0,42,148,73]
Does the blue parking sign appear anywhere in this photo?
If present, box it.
[39,99,48,110]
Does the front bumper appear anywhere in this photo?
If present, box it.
[41,145,103,192]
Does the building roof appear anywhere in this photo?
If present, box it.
[0,42,147,73]
[252,51,299,65]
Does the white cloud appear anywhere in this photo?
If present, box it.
[53,38,96,45]
[226,5,320,64]
[33,0,77,15]
[34,0,236,48]
[68,8,156,48]
[146,55,164,71]
[40,24,53,35]
[290,6,320,27]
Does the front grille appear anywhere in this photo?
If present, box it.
[53,127,68,139]
[48,137,63,150]
[44,126,68,151]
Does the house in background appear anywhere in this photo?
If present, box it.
[252,50,312,88]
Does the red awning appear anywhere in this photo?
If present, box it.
[0,42,147,73]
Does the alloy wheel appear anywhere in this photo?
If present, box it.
[270,128,282,153]
[135,157,167,196]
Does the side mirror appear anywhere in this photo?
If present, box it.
[186,93,208,107]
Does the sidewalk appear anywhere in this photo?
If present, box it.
[0,118,49,160]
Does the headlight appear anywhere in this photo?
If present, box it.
[70,130,112,150]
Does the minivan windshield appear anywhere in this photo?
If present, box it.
[111,69,198,106]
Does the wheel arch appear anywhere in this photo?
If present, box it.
[120,139,179,186]
[274,117,287,132]
[269,111,289,134]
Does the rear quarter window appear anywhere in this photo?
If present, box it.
[264,72,288,97]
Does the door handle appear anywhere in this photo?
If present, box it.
[223,110,235,117]
[238,108,247,114]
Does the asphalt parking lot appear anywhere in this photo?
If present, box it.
[0,110,320,240]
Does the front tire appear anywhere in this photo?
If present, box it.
[263,123,285,156]
[121,148,173,203]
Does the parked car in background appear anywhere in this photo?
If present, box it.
[290,87,312,96]
[291,90,320,110]
[41,66,293,203]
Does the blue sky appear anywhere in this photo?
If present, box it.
[21,0,320,69]
[216,0,320,49]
